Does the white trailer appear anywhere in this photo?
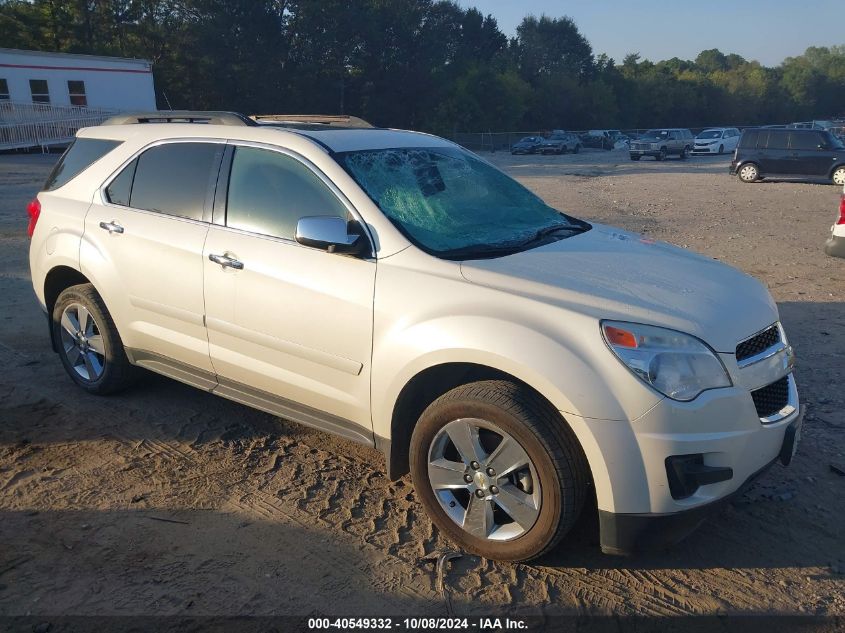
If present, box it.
[0,48,156,110]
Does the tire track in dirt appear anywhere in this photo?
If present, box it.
[170,422,705,616]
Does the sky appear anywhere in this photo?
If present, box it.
[456,0,843,67]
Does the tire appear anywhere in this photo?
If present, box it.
[679,146,688,160]
[832,166,845,186]
[573,144,580,154]
[409,380,588,562]
[656,147,667,161]
[738,163,759,183]
[630,155,640,161]
[52,283,137,395]
[718,144,724,155]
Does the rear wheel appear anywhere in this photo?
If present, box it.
[52,284,137,394]
[832,166,845,186]
[738,163,759,183]
[409,380,587,562]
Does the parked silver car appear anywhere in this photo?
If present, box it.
[630,129,694,161]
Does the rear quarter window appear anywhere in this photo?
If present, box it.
[738,130,758,149]
[44,138,122,191]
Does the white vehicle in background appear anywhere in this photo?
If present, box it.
[824,185,845,258]
[693,128,741,155]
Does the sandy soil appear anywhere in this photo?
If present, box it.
[0,149,843,621]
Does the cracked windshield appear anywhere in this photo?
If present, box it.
[338,146,587,256]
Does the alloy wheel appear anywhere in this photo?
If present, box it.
[59,303,106,381]
[427,417,542,541]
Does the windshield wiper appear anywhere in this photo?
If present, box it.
[521,222,589,246]
[437,243,527,260]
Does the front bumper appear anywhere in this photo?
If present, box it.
[692,145,719,154]
[630,148,661,157]
[824,232,845,258]
[598,407,803,554]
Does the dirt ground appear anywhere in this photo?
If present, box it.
[0,148,843,622]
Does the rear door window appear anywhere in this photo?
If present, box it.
[128,143,223,220]
[44,138,121,191]
[105,158,137,206]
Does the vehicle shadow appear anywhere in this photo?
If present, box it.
[0,507,445,619]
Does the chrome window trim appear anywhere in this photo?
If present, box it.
[220,139,375,257]
[96,137,227,224]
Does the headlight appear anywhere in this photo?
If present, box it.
[601,321,732,401]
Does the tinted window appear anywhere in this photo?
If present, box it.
[44,138,121,191]
[67,80,87,107]
[789,131,823,151]
[130,143,221,220]
[739,130,758,149]
[105,158,137,206]
[29,79,49,103]
[226,146,348,239]
[765,130,789,150]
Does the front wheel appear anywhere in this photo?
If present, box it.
[738,163,759,183]
[630,154,641,161]
[832,166,845,186]
[656,147,667,161]
[409,380,588,562]
[573,144,580,154]
[718,144,724,155]
[52,283,137,394]
[679,146,688,160]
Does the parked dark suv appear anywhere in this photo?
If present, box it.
[731,128,845,185]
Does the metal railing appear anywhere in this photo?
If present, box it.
[0,101,118,152]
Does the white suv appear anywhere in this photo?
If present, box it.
[28,112,803,561]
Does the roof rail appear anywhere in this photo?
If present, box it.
[102,111,256,127]
[250,114,373,129]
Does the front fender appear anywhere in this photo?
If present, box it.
[371,313,661,439]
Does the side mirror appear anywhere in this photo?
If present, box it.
[295,216,366,255]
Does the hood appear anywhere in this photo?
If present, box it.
[459,224,777,353]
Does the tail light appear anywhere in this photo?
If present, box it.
[838,193,845,225]
[26,198,40,237]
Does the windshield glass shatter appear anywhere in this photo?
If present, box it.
[337,146,588,256]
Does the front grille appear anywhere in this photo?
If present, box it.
[736,324,780,362]
[751,376,790,418]
[631,142,649,150]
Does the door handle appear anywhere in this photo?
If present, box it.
[99,221,124,234]
[208,253,244,270]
